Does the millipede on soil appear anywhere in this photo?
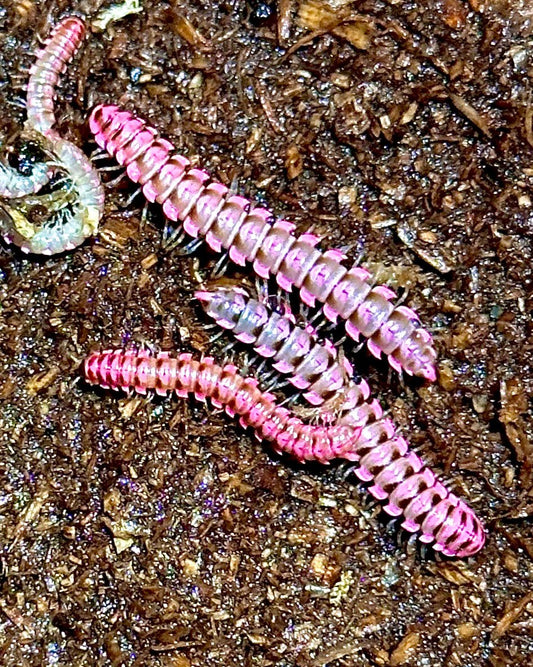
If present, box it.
[84,348,485,558]
[26,15,86,137]
[89,104,438,382]
[84,349,362,465]
[0,133,104,255]
[196,284,369,410]
[0,16,104,254]
[339,400,485,558]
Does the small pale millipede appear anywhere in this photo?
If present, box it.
[84,348,485,558]
[0,16,104,254]
[0,134,105,254]
[89,104,438,382]
[25,15,87,137]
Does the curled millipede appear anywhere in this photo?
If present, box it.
[0,134,51,199]
[196,285,369,410]
[0,135,104,254]
[84,349,361,465]
[0,17,104,254]
[1,16,86,197]
[84,348,485,558]
[26,16,86,137]
[89,105,437,382]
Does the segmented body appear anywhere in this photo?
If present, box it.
[339,401,485,558]
[196,285,369,410]
[196,285,484,557]
[84,347,484,557]
[26,16,86,136]
[0,136,104,254]
[0,17,104,254]
[89,105,437,381]
[0,16,85,198]
[0,146,50,198]
[84,349,361,464]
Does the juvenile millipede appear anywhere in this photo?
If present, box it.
[0,16,86,199]
[26,16,86,137]
[89,104,438,382]
[84,348,485,558]
[84,349,362,465]
[0,16,104,254]
[0,135,105,254]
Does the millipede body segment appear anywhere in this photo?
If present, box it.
[84,348,485,558]
[84,349,361,464]
[89,104,438,381]
[26,16,86,136]
[196,285,370,410]
[0,135,51,199]
[0,16,104,254]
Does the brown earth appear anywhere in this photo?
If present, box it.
[0,0,532,665]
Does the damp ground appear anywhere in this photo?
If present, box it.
[0,1,532,665]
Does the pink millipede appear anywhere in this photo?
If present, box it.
[0,17,86,199]
[339,402,485,558]
[0,17,104,254]
[84,349,362,465]
[89,104,438,382]
[26,16,86,137]
[84,348,485,557]
[196,285,485,557]
[196,285,369,411]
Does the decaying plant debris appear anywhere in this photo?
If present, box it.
[0,0,532,665]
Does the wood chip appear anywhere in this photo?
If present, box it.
[297,0,375,50]
[390,632,421,666]
[397,219,456,273]
[170,11,210,50]
[492,591,533,640]
[448,93,491,136]
[141,253,158,270]
[278,0,292,45]
[286,144,304,179]
[26,367,59,395]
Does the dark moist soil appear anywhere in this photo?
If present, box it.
[0,0,532,665]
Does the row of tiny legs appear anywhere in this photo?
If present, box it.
[84,284,485,558]
[0,16,104,254]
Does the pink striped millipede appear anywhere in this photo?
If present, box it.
[84,349,362,465]
[89,104,438,382]
[25,15,87,137]
[196,285,485,557]
[196,284,369,411]
[83,348,485,558]
[0,16,104,254]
